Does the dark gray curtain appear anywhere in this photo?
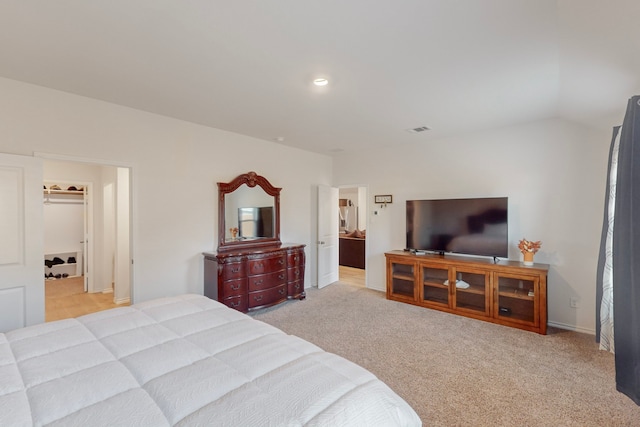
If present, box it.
[611,95,640,405]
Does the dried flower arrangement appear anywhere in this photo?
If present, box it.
[518,238,541,254]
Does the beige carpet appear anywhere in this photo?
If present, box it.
[250,282,640,426]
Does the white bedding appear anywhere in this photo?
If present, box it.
[0,294,421,426]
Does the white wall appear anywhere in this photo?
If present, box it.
[333,119,611,334]
[43,192,83,256]
[0,77,332,304]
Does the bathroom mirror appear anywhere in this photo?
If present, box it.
[217,171,281,252]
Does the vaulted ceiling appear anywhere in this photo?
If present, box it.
[1,1,638,154]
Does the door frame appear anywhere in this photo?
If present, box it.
[338,184,369,284]
[43,179,94,293]
[35,152,134,304]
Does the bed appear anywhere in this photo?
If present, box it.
[0,294,421,426]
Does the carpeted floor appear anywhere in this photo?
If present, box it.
[251,281,640,426]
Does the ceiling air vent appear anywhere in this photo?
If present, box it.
[406,126,431,133]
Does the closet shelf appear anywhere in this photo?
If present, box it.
[43,189,85,196]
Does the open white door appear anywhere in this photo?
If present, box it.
[0,153,44,332]
[82,183,93,293]
[317,185,339,288]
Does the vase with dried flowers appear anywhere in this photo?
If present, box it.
[230,227,238,240]
[518,238,541,266]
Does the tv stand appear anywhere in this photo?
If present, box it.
[385,250,549,334]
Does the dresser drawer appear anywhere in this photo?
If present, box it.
[248,255,286,275]
[221,278,246,297]
[249,285,287,309]
[222,295,248,312]
[220,262,245,280]
[288,280,304,297]
[248,270,287,292]
[287,250,304,266]
[287,266,304,282]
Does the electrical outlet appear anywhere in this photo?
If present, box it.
[570,297,579,308]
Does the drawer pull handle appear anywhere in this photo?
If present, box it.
[255,279,263,285]
[278,259,285,265]
[229,301,240,308]
[294,283,300,290]
[295,270,300,277]
[278,274,285,280]
[254,262,263,271]
[294,256,299,261]
[254,295,264,302]
[230,283,240,291]
[231,267,240,273]
[279,288,286,295]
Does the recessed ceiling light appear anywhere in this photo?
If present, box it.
[313,78,328,86]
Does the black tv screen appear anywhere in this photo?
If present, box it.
[238,206,274,239]
[406,197,508,258]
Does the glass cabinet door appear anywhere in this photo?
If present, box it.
[421,265,450,307]
[453,268,489,315]
[495,273,538,326]
[389,261,416,301]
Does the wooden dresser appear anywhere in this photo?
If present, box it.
[204,244,305,312]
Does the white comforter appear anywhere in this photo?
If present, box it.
[0,294,421,426]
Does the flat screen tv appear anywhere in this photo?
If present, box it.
[238,206,274,239]
[406,197,508,258]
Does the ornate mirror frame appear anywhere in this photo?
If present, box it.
[217,171,281,252]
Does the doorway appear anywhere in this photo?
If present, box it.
[42,158,132,320]
[338,186,367,286]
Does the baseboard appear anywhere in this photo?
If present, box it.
[547,321,595,335]
[115,297,130,305]
[102,288,114,294]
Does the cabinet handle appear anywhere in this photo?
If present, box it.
[255,279,263,285]
[294,283,300,290]
[278,274,285,280]
[294,256,299,261]
[254,295,264,302]
[279,288,286,295]
[278,259,284,264]
[254,262,263,271]
[230,283,240,291]
[231,267,240,273]
[295,269,300,277]
[229,301,240,308]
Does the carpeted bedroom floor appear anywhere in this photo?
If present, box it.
[250,279,640,426]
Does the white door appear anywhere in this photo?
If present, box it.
[82,183,93,293]
[317,185,339,288]
[0,153,44,332]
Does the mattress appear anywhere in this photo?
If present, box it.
[0,294,421,426]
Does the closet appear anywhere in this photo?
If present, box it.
[43,183,85,284]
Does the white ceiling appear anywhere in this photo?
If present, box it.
[0,0,638,155]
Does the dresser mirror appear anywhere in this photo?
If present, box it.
[217,171,281,252]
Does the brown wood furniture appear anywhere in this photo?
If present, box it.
[204,172,306,312]
[339,236,365,269]
[385,250,549,334]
